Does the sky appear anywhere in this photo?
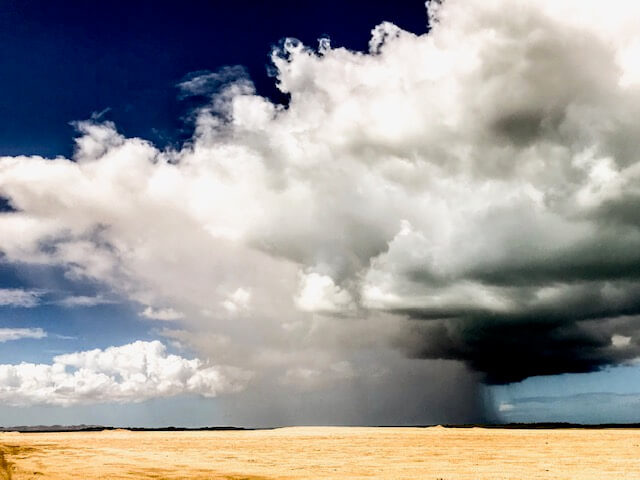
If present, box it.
[0,0,640,427]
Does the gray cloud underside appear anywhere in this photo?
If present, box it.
[1,0,640,419]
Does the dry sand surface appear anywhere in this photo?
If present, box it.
[1,426,639,479]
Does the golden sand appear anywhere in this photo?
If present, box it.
[1,426,639,479]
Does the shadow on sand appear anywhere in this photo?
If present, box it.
[0,449,12,480]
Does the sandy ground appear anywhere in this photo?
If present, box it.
[1,426,639,479]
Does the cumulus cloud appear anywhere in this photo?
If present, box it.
[0,0,639,419]
[0,288,43,308]
[0,340,250,406]
[294,272,355,314]
[221,287,251,313]
[141,306,185,321]
[0,328,46,342]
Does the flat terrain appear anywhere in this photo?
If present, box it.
[1,426,639,479]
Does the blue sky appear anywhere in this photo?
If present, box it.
[1,0,640,427]
[0,0,426,159]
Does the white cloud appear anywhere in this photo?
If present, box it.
[0,288,43,308]
[221,287,251,313]
[498,402,515,412]
[0,328,46,342]
[141,306,185,321]
[294,272,355,314]
[0,0,639,414]
[612,334,632,348]
[0,340,251,406]
[56,294,114,307]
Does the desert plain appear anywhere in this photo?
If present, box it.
[1,426,639,479]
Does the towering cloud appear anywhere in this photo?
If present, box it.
[1,0,639,421]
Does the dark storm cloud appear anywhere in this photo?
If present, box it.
[492,109,564,147]
[392,221,640,383]
[400,314,640,384]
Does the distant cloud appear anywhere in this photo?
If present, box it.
[177,66,249,98]
[0,340,251,406]
[498,402,515,413]
[498,393,640,424]
[0,288,43,308]
[0,290,115,309]
[0,327,46,342]
[56,294,114,308]
[52,334,78,340]
[141,306,185,321]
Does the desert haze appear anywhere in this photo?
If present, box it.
[1,427,639,479]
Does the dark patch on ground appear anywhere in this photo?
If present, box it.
[0,425,251,433]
